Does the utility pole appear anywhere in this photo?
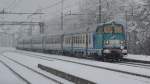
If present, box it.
[61,0,64,31]
[99,0,102,23]
[0,9,45,15]
[131,6,134,26]
[125,10,128,41]
[61,0,64,54]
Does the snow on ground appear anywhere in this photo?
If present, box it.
[0,49,74,84]
[2,51,150,84]
[15,50,150,78]
[0,62,27,84]
[0,56,58,84]
[0,47,15,51]
[124,54,150,62]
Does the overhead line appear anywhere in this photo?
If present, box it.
[5,0,17,9]
[39,0,68,11]
[39,1,62,10]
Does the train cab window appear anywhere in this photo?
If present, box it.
[114,26,123,33]
[104,25,113,33]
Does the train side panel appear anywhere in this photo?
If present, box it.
[31,35,44,50]
[44,35,62,51]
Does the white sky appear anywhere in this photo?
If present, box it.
[0,0,80,34]
[0,0,80,21]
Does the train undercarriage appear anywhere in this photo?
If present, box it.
[19,48,126,62]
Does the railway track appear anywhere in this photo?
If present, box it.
[115,61,150,69]
[0,60,31,84]
[123,58,150,64]
[9,50,150,79]
[0,54,63,84]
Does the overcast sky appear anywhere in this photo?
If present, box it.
[0,0,79,34]
[0,0,80,21]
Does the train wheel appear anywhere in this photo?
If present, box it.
[102,58,107,62]
[118,59,123,62]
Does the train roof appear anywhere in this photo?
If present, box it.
[18,20,126,40]
[97,20,126,27]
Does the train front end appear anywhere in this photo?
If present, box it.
[96,22,127,61]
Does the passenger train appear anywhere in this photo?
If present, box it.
[16,21,127,61]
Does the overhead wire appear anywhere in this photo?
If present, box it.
[5,0,20,10]
[38,0,63,11]
[22,0,66,22]
[39,0,74,12]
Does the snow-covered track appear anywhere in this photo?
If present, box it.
[0,60,31,84]
[13,50,150,79]
[38,64,96,84]
[116,61,150,69]
[123,58,150,64]
[1,54,63,84]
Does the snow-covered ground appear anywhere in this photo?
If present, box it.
[0,56,61,84]
[0,62,27,84]
[1,50,150,84]
[0,47,150,84]
[15,50,150,78]
[125,54,150,62]
[0,49,73,84]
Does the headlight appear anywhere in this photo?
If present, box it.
[120,41,124,44]
[122,49,127,54]
[120,46,124,49]
[103,49,111,53]
[104,40,109,45]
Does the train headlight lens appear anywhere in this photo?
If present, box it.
[120,41,124,44]
[103,49,111,53]
[105,40,109,45]
[122,49,127,54]
[121,46,124,49]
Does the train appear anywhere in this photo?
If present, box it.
[16,21,127,61]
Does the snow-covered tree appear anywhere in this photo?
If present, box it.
[45,0,150,55]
